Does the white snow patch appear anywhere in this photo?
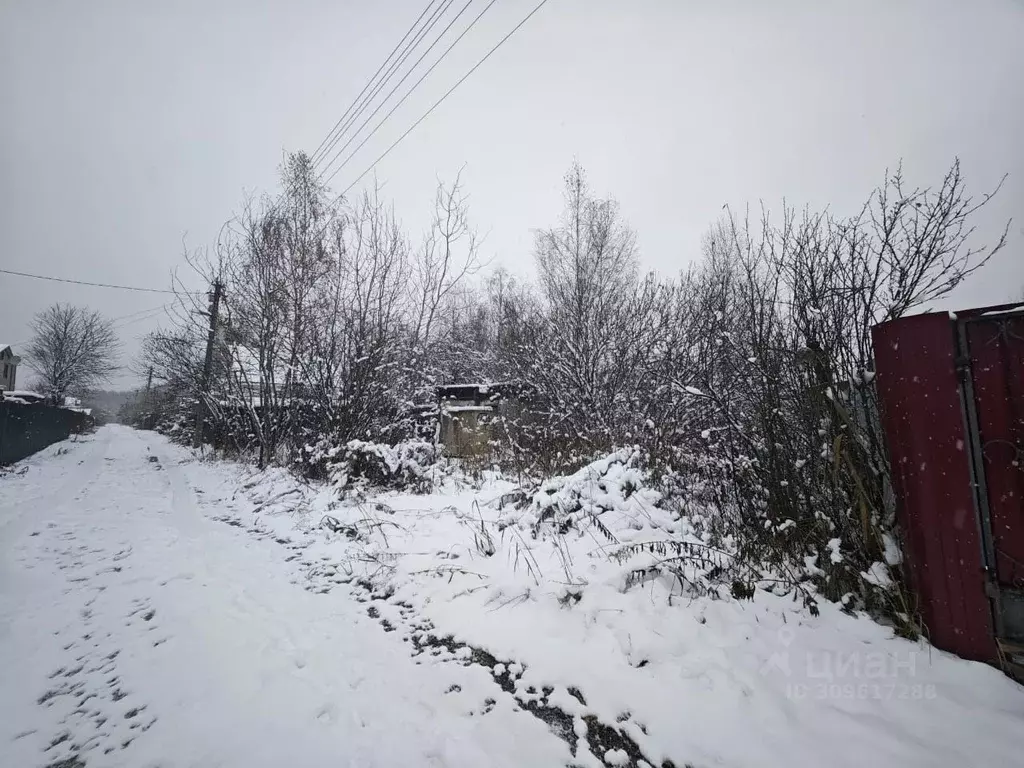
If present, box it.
[862,561,894,588]
[827,537,843,564]
[605,747,631,765]
[883,533,904,567]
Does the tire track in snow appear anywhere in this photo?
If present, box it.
[149,435,208,540]
[349,580,684,768]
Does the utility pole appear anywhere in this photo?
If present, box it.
[145,366,153,393]
[193,280,223,448]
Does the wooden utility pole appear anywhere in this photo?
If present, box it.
[145,366,154,393]
[193,280,223,448]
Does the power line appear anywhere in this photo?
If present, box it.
[310,0,443,167]
[314,0,462,178]
[0,268,182,295]
[258,1,454,226]
[334,0,552,197]
[313,0,455,172]
[112,305,170,330]
[168,0,548,295]
[111,305,167,324]
[317,0,486,186]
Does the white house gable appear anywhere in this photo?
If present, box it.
[0,344,22,391]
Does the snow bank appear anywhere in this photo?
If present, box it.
[224,453,1024,768]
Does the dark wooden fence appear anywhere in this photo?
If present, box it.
[0,401,93,465]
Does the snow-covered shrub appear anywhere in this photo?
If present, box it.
[305,439,441,494]
[499,449,768,604]
[517,449,657,537]
[645,412,906,624]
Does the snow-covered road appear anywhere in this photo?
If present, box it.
[0,426,570,768]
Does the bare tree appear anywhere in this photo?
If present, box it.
[26,304,120,399]
[525,161,641,448]
[410,170,481,349]
[305,183,411,444]
[143,155,485,463]
[642,159,1010,626]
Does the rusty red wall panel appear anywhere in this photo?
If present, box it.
[872,312,996,662]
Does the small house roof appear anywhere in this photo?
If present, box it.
[437,381,517,401]
[436,381,534,406]
[441,404,495,414]
[1,390,47,404]
[4,389,44,399]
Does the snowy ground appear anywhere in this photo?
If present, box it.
[0,427,569,768]
[2,426,1024,768]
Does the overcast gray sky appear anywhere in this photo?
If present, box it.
[2,0,1022,390]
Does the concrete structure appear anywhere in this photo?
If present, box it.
[436,382,523,458]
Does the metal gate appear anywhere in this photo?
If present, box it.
[956,305,1024,668]
[873,303,1024,678]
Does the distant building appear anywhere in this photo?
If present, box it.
[0,344,22,391]
[436,382,526,458]
[226,345,305,406]
[63,396,92,416]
